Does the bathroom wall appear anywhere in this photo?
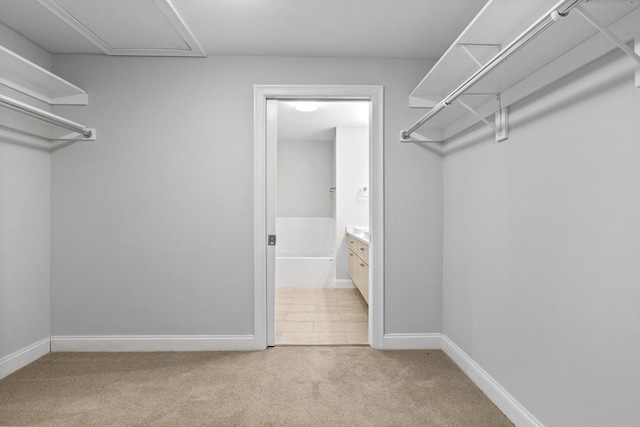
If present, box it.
[334,127,369,285]
[442,48,639,426]
[50,55,443,337]
[0,23,52,375]
[277,139,334,218]
[275,216,336,287]
[275,217,335,257]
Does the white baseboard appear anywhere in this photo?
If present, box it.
[50,335,256,352]
[441,335,544,427]
[381,333,542,426]
[0,338,50,379]
[334,279,356,289]
[5,333,539,427]
[382,333,442,350]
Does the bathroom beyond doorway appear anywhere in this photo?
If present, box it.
[273,100,370,345]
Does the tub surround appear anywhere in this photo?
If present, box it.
[275,217,336,287]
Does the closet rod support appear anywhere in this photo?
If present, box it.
[457,99,508,142]
[573,5,640,66]
[457,100,499,132]
[460,45,484,68]
[457,44,501,68]
[400,0,583,141]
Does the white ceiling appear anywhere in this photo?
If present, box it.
[0,0,488,58]
[0,0,205,56]
[278,101,369,141]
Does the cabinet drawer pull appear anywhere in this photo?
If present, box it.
[360,263,365,267]
[349,253,353,256]
[359,248,365,251]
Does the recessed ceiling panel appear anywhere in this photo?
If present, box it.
[54,0,189,50]
[171,0,487,58]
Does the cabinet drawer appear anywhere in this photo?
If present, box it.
[348,236,359,253]
[348,249,358,282]
[356,258,369,304]
[356,240,369,264]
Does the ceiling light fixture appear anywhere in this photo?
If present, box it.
[294,102,319,112]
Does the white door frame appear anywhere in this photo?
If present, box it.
[253,85,384,349]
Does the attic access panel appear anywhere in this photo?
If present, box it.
[38,0,206,57]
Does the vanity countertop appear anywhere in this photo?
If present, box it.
[346,226,369,244]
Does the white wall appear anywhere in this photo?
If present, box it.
[50,55,442,336]
[335,127,369,283]
[442,49,640,426]
[277,139,334,218]
[0,23,52,364]
[0,23,51,69]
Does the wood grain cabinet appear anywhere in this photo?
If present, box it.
[348,237,369,305]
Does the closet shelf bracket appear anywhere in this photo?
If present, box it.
[457,95,508,143]
[573,5,640,88]
[456,44,501,68]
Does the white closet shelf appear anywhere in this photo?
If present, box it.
[408,0,639,140]
[0,45,88,105]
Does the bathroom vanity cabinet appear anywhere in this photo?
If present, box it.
[348,237,369,304]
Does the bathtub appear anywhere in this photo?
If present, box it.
[276,253,335,288]
[275,217,336,288]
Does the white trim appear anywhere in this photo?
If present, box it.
[0,338,50,379]
[334,279,356,289]
[382,333,442,350]
[50,335,256,352]
[1,333,542,427]
[265,99,278,347]
[254,85,385,349]
[254,89,268,350]
[36,0,206,57]
[152,0,206,57]
[441,335,545,427]
[636,39,639,88]
[378,333,544,426]
[368,86,385,350]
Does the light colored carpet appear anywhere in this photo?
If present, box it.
[0,347,513,426]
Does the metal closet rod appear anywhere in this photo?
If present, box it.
[0,94,93,138]
[401,0,584,140]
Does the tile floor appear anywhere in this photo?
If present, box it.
[275,287,368,345]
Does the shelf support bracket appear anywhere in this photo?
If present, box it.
[458,96,508,142]
[457,44,501,69]
[573,5,640,87]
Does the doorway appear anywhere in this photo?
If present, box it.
[274,101,369,345]
[253,85,384,349]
